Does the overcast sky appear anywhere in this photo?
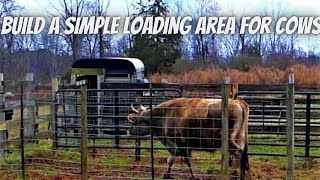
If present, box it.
[14,0,320,51]
[217,0,320,16]
[15,0,320,16]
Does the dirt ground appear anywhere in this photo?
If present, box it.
[1,158,320,179]
[1,149,319,179]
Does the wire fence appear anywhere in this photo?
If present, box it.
[0,75,319,179]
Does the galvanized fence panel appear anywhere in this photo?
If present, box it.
[1,81,319,179]
[52,87,245,179]
[235,91,320,158]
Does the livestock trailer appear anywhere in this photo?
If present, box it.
[64,57,147,136]
[71,57,146,88]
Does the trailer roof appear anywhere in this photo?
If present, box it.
[72,57,145,74]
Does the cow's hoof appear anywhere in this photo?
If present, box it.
[163,173,174,179]
[188,174,196,180]
[230,170,239,180]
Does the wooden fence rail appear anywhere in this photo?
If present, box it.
[0,73,57,161]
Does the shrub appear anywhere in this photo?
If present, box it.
[149,64,320,88]
[228,55,263,72]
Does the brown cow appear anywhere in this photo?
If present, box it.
[127,98,249,179]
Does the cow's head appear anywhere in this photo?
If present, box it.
[127,105,151,136]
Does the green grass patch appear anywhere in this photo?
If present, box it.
[0,128,320,179]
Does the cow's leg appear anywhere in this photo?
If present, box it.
[179,148,195,180]
[161,138,178,179]
[229,149,243,179]
[163,153,176,179]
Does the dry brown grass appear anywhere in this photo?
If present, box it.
[149,64,320,87]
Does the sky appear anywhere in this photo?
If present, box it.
[216,0,320,16]
[15,0,320,16]
[13,0,320,52]
[15,0,128,16]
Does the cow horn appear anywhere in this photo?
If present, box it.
[131,104,138,113]
[140,105,147,110]
[128,115,135,123]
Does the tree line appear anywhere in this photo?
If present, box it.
[0,0,319,82]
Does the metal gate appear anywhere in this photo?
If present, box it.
[54,88,182,148]
[53,87,235,179]
[236,91,320,158]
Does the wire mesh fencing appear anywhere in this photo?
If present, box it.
[0,81,56,179]
[1,80,319,179]
[236,91,320,158]
[53,88,232,179]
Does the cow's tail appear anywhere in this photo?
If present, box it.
[240,143,249,178]
[240,101,250,179]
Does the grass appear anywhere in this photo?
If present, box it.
[0,137,320,179]
[1,110,320,179]
[1,95,320,179]
[249,134,320,156]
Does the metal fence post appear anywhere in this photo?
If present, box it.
[305,94,311,158]
[135,137,141,161]
[20,79,25,180]
[286,74,295,180]
[221,77,230,180]
[149,83,155,180]
[0,73,5,160]
[114,90,120,148]
[80,83,88,180]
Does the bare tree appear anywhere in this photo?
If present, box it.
[183,0,220,64]
[0,0,22,75]
[39,25,69,77]
[218,9,255,57]
[91,0,110,57]
[0,0,21,54]
[50,0,87,61]
[125,0,135,52]
[262,0,290,57]
[82,0,111,58]
[166,0,184,15]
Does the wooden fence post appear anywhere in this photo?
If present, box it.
[221,77,230,180]
[51,77,60,153]
[70,74,76,84]
[0,130,7,160]
[24,73,35,139]
[287,74,295,180]
[97,75,104,136]
[80,83,88,180]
